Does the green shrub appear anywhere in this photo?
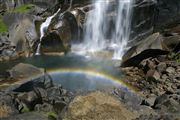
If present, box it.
[168,52,180,63]
[13,4,35,13]
[0,15,7,33]
[45,112,58,119]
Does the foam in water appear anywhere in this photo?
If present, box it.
[35,8,61,55]
[72,0,133,59]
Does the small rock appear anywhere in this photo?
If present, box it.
[35,103,54,112]
[53,101,67,113]
[156,62,167,73]
[166,67,175,74]
[161,74,168,80]
[146,70,160,82]
[145,96,157,107]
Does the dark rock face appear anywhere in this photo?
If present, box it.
[131,0,180,43]
[154,0,180,31]
[130,0,156,46]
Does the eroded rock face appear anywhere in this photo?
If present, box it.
[4,13,39,56]
[63,91,137,120]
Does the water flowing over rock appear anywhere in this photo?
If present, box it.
[35,8,60,55]
[72,0,134,59]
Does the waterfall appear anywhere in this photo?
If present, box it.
[35,8,61,55]
[112,0,133,59]
[72,0,133,59]
[83,0,109,52]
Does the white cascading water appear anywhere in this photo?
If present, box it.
[112,0,133,59]
[73,0,133,59]
[83,0,109,52]
[35,8,61,55]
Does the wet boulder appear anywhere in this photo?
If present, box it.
[41,11,79,54]
[40,31,68,54]
[121,33,169,67]
[49,11,79,43]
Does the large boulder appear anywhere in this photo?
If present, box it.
[40,11,79,54]
[8,63,44,80]
[63,91,137,120]
[123,33,164,61]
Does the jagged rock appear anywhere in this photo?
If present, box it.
[53,101,67,114]
[121,49,169,67]
[34,103,54,112]
[123,33,164,62]
[8,63,44,80]
[15,90,41,111]
[0,92,18,118]
[146,70,161,82]
[143,96,157,107]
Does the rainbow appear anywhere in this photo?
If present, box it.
[47,68,138,93]
[0,67,138,93]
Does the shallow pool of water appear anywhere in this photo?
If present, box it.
[0,54,133,93]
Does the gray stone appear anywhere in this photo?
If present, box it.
[8,63,44,79]
[166,67,176,74]
[145,96,157,107]
[146,70,161,82]
[156,62,167,73]
[34,103,54,112]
